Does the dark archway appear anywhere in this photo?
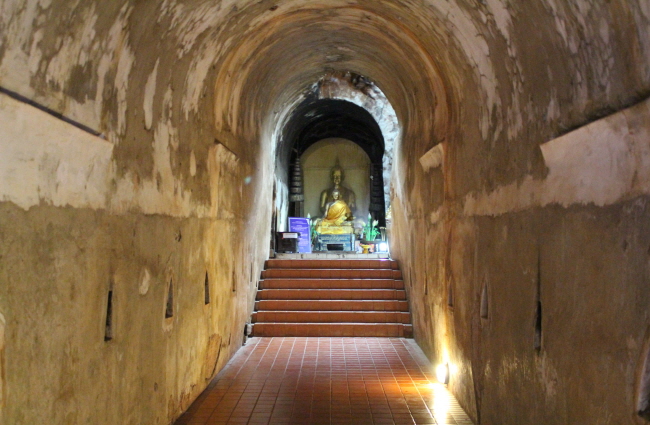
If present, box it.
[279,96,387,226]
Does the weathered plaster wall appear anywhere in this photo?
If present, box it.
[0,89,270,423]
[388,2,650,424]
[0,203,257,423]
[2,0,650,424]
[0,1,275,423]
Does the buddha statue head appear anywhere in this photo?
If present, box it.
[330,166,344,187]
[321,163,356,214]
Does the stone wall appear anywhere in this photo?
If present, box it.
[388,2,650,422]
[0,2,275,423]
[0,89,272,423]
[393,99,650,424]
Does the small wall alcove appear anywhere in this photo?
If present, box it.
[301,138,371,220]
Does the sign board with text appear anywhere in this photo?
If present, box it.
[288,217,312,253]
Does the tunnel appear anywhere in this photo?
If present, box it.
[1,1,650,424]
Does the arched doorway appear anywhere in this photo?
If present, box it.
[283,97,387,225]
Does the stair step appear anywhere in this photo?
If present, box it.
[255,300,410,311]
[252,322,413,337]
[261,269,402,279]
[260,279,404,290]
[253,258,412,338]
[256,289,407,300]
[265,259,398,270]
[252,311,411,323]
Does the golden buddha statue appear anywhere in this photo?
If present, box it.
[316,190,354,234]
[320,165,356,215]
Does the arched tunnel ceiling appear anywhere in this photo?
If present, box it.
[0,0,649,210]
[211,2,449,157]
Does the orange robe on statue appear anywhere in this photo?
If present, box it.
[316,200,353,234]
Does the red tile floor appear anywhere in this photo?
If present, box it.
[175,338,474,425]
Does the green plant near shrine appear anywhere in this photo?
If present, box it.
[307,214,316,242]
[363,214,380,241]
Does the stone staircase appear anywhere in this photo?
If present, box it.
[251,258,412,337]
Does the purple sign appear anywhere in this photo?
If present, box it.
[288,217,312,253]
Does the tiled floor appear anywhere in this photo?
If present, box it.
[175,338,474,425]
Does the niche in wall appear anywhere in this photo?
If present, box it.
[165,279,174,318]
[279,94,389,228]
[534,299,542,351]
[301,138,370,220]
[104,290,113,341]
[637,341,650,419]
[480,281,489,319]
[204,272,210,305]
